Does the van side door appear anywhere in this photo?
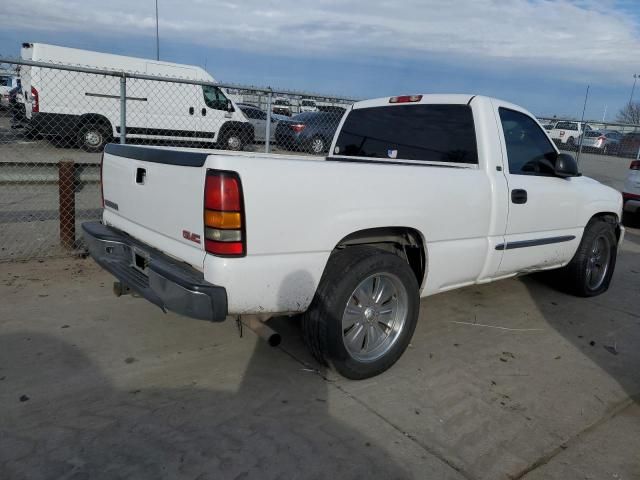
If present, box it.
[495,105,582,274]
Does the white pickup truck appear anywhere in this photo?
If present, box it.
[83,94,624,379]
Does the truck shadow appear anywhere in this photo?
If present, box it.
[522,226,640,405]
[0,331,411,480]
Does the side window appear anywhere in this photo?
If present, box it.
[241,108,258,120]
[499,108,558,176]
[202,85,229,111]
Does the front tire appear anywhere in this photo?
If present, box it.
[220,132,243,151]
[302,246,420,379]
[77,124,110,152]
[558,219,617,297]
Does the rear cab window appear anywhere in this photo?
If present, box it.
[332,104,478,165]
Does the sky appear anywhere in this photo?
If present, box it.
[0,0,639,120]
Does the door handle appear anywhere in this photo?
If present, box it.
[201,108,207,116]
[511,189,527,204]
[136,168,146,185]
[189,107,194,115]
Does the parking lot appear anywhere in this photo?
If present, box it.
[1,139,640,479]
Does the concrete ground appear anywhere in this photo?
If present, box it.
[1,224,639,480]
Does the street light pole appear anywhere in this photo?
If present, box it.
[630,74,638,105]
[155,0,160,61]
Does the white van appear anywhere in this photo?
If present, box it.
[19,43,252,152]
[0,71,19,108]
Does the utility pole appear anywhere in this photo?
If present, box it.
[155,0,160,60]
[630,74,638,105]
[576,84,589,165]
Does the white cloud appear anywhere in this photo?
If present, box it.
[2,0,638,82]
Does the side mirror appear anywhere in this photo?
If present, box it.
[226,100,234,113]
[555,153,580,178]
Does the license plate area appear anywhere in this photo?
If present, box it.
[131,247,150,275]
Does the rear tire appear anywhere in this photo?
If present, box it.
[308,136,326,155]
[556,219,617,297]
[77,124,110,152]
[302,246,420,379]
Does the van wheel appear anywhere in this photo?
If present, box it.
[308,136,326,154]
[557,219,617,297]
[78,124,110,152]
[220,132,243,151]
[302,246,420,379]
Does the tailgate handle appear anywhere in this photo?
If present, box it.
[136,168,146,185]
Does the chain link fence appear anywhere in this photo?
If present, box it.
[0,56,355,262]
[537,117,640,159]
[1,56,639,262]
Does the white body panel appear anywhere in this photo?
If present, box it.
[19,43,248,142]
[101,95,623,315]
[623,164,640,213]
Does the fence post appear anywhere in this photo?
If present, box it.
[120,75,127,144]
[265,89,273,153]
[58,160,76,250]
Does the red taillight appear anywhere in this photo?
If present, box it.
[31,86,39,112]
[290,123,305,133]
[631,161,640,170]
[389,95,422,104]
[204,171,245,257]
[205,173,241,211]
[100,153,104,208]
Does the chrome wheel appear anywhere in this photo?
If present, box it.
[342,273,408,363]
[310,137,325,154]
[226,135,242,151]
[84,130,102,148]
[586,234,611,290]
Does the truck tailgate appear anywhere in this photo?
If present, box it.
[101,144,209,269]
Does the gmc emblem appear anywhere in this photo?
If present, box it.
[182,230,201,244]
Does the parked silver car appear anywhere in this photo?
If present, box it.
[237,104,287,143]
[578,130,623,155]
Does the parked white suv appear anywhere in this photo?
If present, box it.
[84,94,624,379]
[548,121,591,147]
[623,159,640,221]
[299,98,318,113]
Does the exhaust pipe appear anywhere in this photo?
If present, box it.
[241,316,281,347]
[113,281,132,297]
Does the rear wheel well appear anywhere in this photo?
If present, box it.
[334,227,426,287]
